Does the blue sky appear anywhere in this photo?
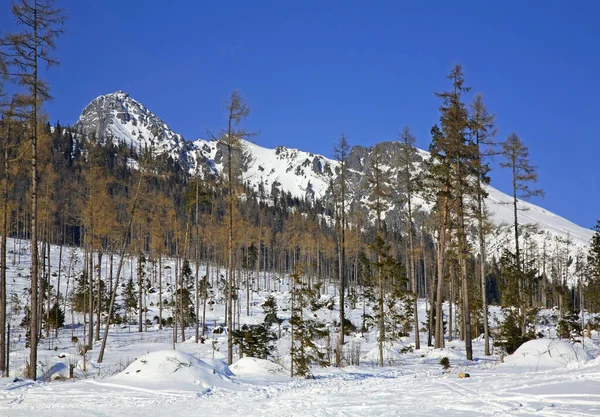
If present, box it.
[2,0,599,228]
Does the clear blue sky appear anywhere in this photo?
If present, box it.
[2,0,599,228]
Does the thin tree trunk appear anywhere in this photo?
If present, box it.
[0,123,9,376]
[407,197,420,350]
[458,196,473,360]
[88,229,94,349]
[180,221,191,342]
[477,191,490,355]
[95,251,102,341]
[158,254,162,329]
[138,253,143,333]
[435,197,448,349]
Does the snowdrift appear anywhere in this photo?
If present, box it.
[230,357,288,380]
[499,339,592,371]
[105,350,234,393]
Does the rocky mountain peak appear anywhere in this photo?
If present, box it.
[74,91,187,163]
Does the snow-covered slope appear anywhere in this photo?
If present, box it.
[74,91,594,249]
[190,138,335,202]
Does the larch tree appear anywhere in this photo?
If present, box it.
[469,93,497,356]
[332,133,350,366]
[97,171,145,363]
[397,126,421,350]
[365,144,393,366]
[209,91,256,365]
[0,68,9,374]
[0,97,22,375]
[2,0,65,380]
[500,133,544,271]
[434,64,476,360]
[500,133,543,336]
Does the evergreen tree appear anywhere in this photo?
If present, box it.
[586,220,600,312]
[122,278,138,326]
[45,301,65,330]
[499,250,538,339]
[262,294,282,329]
[232,324,275,359]
[290,265,329,378]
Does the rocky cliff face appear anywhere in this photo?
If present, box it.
[74,91,594,251]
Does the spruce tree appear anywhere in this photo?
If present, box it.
[45,301,64,331]
[122,278,138,327]
[586,220,600,312]
[290,265,329,378]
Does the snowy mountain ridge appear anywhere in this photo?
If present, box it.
[74,91,594,251]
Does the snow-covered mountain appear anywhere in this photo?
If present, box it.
[74,90,193,166]
[74,91,594,250]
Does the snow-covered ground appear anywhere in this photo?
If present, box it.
[1,238,600,416]
[3,341,600,417]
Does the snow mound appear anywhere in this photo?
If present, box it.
[230,357,287,378]
[106,350,234,393]
[41,362,69,381]
[363,346,404,364]
[499,339,592,371]
[425,348,466,361]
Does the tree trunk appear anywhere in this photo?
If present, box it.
[0,124,9,376]
[95,251,102,341]
[434,196,448,349]
[476,190,490,356]
[407,197,420,350]
[138,254,143,333]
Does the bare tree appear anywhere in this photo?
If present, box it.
[366,145,392,366]
[397,126,421,350]
[209,91,256,365]
[2,0,65,380]
[500,133,544,270]
[469,93,497,356]
[332,134,350,366]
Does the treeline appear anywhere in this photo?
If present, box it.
[2,0,600,380]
